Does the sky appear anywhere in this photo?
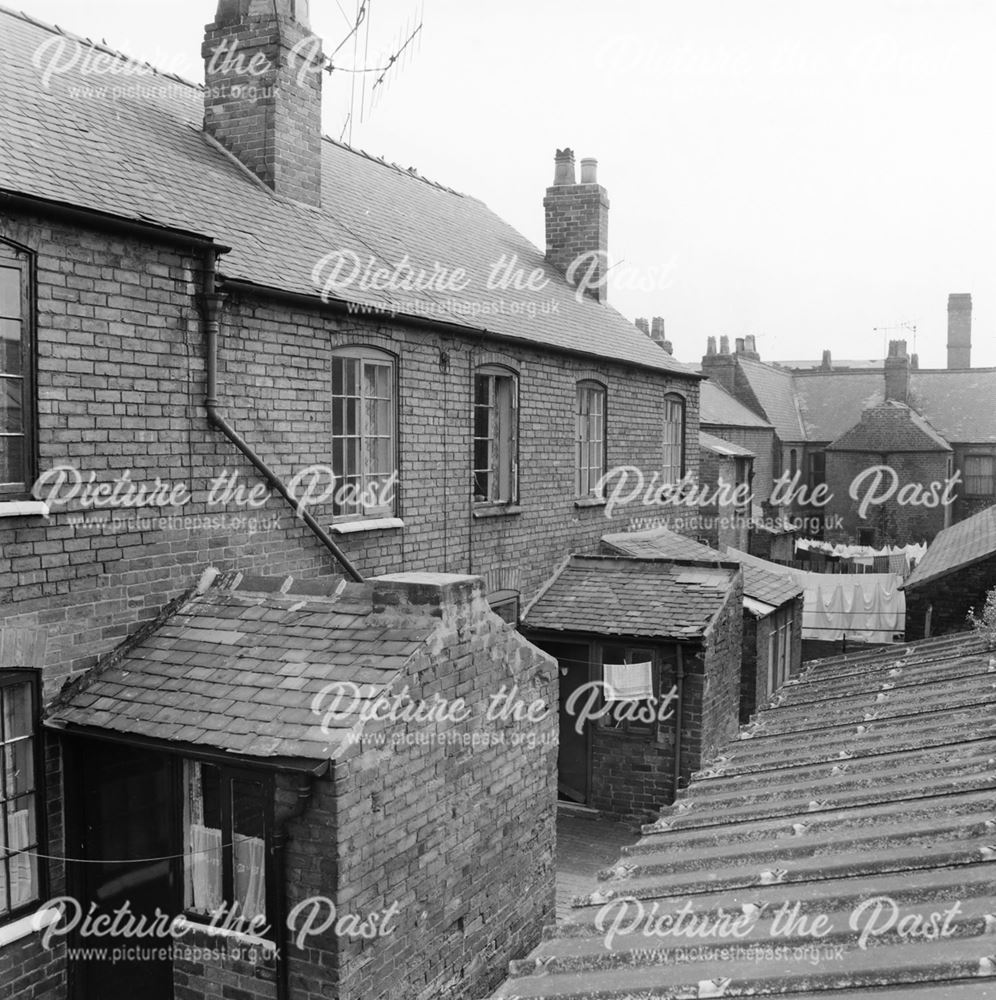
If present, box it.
[15,0,996,368]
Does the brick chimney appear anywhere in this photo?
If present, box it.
[884,339,910,403]
[947,293,972,369]
[635,317,650,335]
[650,316,666,347]
[203,0,325,206]
[544,149,610,301]
[702,336,737,393]
[821,350,832,371]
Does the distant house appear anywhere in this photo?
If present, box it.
[696,431,754,551]
[696,297,996,547]
[521,555,743,818]
[602,528,803,722]
[903,503,996,637]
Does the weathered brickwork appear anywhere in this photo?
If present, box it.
[273,579,557,1000]
[824,450,950,545]
[703,425,777,505]
[0,205,691,997]
[740,598,803,722]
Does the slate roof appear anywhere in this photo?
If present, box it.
[47,574,435,762]
[793,370,886,442]
[0,7,698,378]
[735,357,807,442]
[910,369,996,444]
[700,380,772,429]
[699,431,755,458]
[492,630,996,999]
[827,400,952,453]
[904,502,996,589]
[602,527,802,609]
[522,555,738,639]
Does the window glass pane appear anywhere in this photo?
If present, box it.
[3,793,38,910]
[344,357,357,396]
[0,320,22,375]
[2,738,34,799]
[2,683,33,741]
[331,357,344,397]
[231,779,266,923]
[474,374,490,407]
[1,376,23,434]
[0,267,20,320]
[1,433,25,485]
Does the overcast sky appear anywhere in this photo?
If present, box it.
[18,0,996,368]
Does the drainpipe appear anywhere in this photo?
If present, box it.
[673,646,685,792]
[271,767,325,1000]
[200,253,363,582]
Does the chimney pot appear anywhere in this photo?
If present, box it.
[744,334,757,353]
[635,318,650,335]
[662,340,674,355]
[580,157,598,184]
[735,337,745,354]
[706,336,717,356]
[884,339,911,402]
[552,148,576,186]
[821,349,832,370]
[719,335,730,355]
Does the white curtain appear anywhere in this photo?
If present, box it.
[8,809,33,908]
[233,835,266,922]
[188,823,223,913]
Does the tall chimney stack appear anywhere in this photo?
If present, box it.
[544,148,610,302]
[947,293,972,369]
[884,339,910,403]
[203,0,325,206]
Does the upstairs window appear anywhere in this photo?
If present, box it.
[963,455,994,496]
[575,381,606,498]
[0,672,41,921]
[473,366,518,504]
[0,243,34,499]
[331,348,396,520]
[661,394,686,485]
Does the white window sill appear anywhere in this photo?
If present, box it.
[0,906,59,948]
[0,501,49,519]
[329,517,404,534]
[574,496,607,509]
[472,504,523,519]
[173,915,275,952]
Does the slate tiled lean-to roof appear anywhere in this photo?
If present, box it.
[905,503,996,590]
[523,555,739,640]
[491,631,996,999]
[0,6,697,377]
[601,527,802,610]
[47,573,435,762]
[700,380,773,430]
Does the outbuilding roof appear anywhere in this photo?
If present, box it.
[523,555,739,640]
[904,502,996,590]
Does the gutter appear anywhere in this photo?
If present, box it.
[200,254,363,583]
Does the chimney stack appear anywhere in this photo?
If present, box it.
[821,350,832,371]
[884,339,910,403]
[650,316,667,347]
[702,336,737,393]
[947,293,972,369]
[544,148,610,302]
[203,0,325,206]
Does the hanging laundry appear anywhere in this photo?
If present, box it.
[603,661,654,701]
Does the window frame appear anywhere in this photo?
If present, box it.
[0,669,45,925]
[182,759,275,937]
[963,454,995,497]
[487,590,520,625]
[0,241,37,500]
[330,346,398,523]
[575,380,607,499]
[661,393,686,486]
[472,365,519,506]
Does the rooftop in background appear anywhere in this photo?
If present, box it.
[0,6,696,377]
[904,503,996,590]
[699,430,756,458]
[827,400,952,453]
[523,555,739,640]
[699,380,772,429]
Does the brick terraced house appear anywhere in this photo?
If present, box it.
[0,3,715,999]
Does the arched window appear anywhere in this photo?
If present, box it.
[473,365,518,504]
[662,393,686,485]
[576,380,606,498]
[0,240,34,498]
[331,347,397,520]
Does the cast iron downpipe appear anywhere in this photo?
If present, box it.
[673,645,685,792]
[200,254,363,583]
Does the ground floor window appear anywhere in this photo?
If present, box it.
[183,761,270,932]
[0,671,40,919]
